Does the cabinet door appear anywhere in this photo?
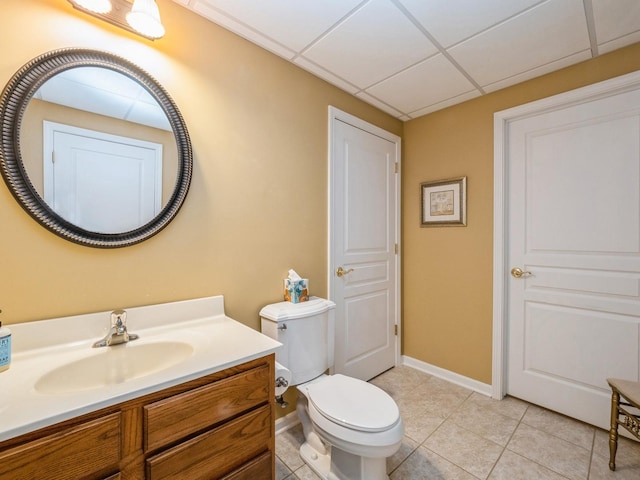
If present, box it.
[146,405,271,480]
[0,413,121,480]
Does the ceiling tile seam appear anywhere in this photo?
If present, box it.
[191,3,297,60]
[358,90,410,118]
[434,0,550,51]
[295,50,442,108]
[292,0,371,62]
[480,48,593,91]
[357,51,441,91]
[597,31,640,48]
[404,89,480,117]
[295,54,365,93]
[582,0,598,57]
[389,0,485,96]
[357,54,484,115]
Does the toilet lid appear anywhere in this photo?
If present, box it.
[306,374,400,433]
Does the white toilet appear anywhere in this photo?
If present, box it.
[260,297,403,480]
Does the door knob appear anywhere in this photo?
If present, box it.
[336,266,354,277]
[510,267,531,278]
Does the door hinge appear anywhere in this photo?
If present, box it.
[395,243,398,255]
[394,325,398,336]
[51,151,55,164]
[394,162,398,173]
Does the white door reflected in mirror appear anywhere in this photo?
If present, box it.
[43,121,162,233]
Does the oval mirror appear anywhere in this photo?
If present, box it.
[0,49,192,248]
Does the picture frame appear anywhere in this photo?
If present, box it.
[420,176,467,227]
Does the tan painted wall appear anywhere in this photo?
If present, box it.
[402,41,640,384]
[0,0,401,329]
[4,0,640,402]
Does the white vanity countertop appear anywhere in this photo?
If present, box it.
[0,295,281,442]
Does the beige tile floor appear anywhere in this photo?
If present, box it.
[275,366,640,480]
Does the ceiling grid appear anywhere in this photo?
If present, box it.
[173,0,640,119]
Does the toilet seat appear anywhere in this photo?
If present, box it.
[306,374,400,433]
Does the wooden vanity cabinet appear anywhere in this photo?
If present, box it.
[0,413,122,480]
[0,355,275,480]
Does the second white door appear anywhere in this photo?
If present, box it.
[329,108,400,381]
[505,82,640,429]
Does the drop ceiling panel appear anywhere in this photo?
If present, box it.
[173,0,640,119]
[191,0,363,53]
[592,0,640,45]
[482,49,592,93]
[34,68,171,130]
[302,0,438,88]
[448,0,591,88]
[598,31,640,55]
[397,0,541,48]
[366,54,476,114]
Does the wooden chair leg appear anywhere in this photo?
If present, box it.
[609,389,620,471]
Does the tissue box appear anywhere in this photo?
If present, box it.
[284,278,309,303]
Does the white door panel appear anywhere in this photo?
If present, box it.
[522,304,639,386]
[523,115,640,253]
[344,291,391,371]
[329,108,400,381]
[506,85,640,429]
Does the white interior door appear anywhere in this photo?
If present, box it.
[329,107,401,382]
[43,121,162,233]
[504,83,640,429]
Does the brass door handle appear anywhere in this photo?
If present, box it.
[336,266,354,277]
[510,267,531,278]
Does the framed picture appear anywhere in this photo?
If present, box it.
[421,176,467,227]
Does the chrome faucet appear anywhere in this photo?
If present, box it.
[92,309,139,348]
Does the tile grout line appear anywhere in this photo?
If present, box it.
[586,428,596,480]
[509,406,586,479]
[387,375,437,476]
[484,403,529,479]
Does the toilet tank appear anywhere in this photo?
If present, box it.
[260,297,336,385]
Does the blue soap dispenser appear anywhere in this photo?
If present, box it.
[0,317,11,372]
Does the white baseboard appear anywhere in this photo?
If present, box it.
[275,409,300,435]
[402,355,492,397]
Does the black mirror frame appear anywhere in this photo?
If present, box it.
[0,48,192,248]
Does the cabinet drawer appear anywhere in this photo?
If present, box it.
[146,404,271,480]
[0,413,121,480]
[144,363,269,452]
[220,450,273,480]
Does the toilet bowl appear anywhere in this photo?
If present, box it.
[260,297,404,480]
[296,374,403,479]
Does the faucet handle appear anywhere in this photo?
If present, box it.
[111,309,127,334]
[111,309,126,323]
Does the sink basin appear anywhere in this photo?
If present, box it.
[34,341,194,394]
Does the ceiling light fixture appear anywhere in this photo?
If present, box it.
[126,0,165,39]
[67,0,165,40]
[71,0,112,14]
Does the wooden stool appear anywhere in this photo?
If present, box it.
[607,378,640,471]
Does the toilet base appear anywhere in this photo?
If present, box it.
[300,441,331,479]
[300,441,390,480]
